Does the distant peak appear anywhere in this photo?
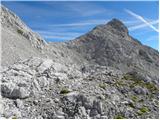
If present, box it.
[107,18,124,25]
[107,18,128,34]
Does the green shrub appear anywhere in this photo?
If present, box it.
[140,107,149,113]
[137,106,149,115]
[17,29,23,35]
[115,80,126,86]
[60,88,70,94]
[99,83,107,89]
[123,73,158,93]
[12,116,17,119]
[144,83,158,93]
[114,115,125,119]
[131,95,138,102]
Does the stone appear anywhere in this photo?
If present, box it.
[56,108,65,116]
[1,83,15,98]
[1,83,30,99]
[54,98,59,103]
[15,99,23,108]
[64,91,79,102]
[33,100,39,105]
[56,116,65,119]
[92,100,102,114]
[11,87,30,99]
[98,95,105,100]
[133,86,149,95]
[90,109,98,117]
[110,94,120,104]
[78,106,87,118]
[101,115,108,119]
[37,59,53,73]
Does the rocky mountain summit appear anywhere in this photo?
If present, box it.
[1,5,159,119]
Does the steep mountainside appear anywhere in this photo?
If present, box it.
[1,5,46,66]
[1,5,87,66]
[68,18,159,84]
[1,5,159,119]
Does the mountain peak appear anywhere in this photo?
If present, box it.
[106,18,128,34]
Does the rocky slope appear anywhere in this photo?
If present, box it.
[68,19,159,83]
[1,5,86,66]
[1,5,47,66]
[1,5,159,119]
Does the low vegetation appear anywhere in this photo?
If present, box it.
[137,106,149,115]
[17,29,23,35]
[122,73,158,93]
[131,95,138,102]
[99,83,107,89]
[114,114,125,119]
[60,88,71,94]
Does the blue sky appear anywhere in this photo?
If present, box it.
[1,1,159,50]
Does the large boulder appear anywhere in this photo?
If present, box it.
[1,83,30,99]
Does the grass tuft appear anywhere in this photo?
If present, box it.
[17,29,23,35]
[60,88,70,94]
[99,83,107,89]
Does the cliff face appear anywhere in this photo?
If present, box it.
[1,5,159,119]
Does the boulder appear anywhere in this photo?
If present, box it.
[37,59,53,73]
[1,83,30,99]
[133,86,149,95]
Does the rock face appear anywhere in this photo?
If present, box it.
[68,18,158,82]
[1,5,159,119]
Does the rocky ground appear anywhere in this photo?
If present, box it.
[0,5,159,119]
[1,57,159,119]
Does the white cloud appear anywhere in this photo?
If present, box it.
[37,31,82,36]
[123,20,141,25]
[49,19,108,27]
[36,30,83,40]
[128,20,159,31]
[43,35,73,40]
[125,9,159,32]
[67,3,114,17]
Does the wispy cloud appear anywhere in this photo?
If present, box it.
[49,19,108,27]
[128,20,159,31]
[125,9,159,32]
[37,31,81,36]
[43,35,73,40]
[36,30,83,41]
[66,3,114,17]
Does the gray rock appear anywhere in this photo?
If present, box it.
[78,106,88,118]
[90,109,99,117]
[1,83,30,99]
[55,116,65,119]
[92,100,102,114]
[64,91,79,102]
[12,87,30,99]
[15,99,24,108]
[33,100,39,105]
[37,59,53,73]
[133,86,149,95]
[101,116,108,119]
